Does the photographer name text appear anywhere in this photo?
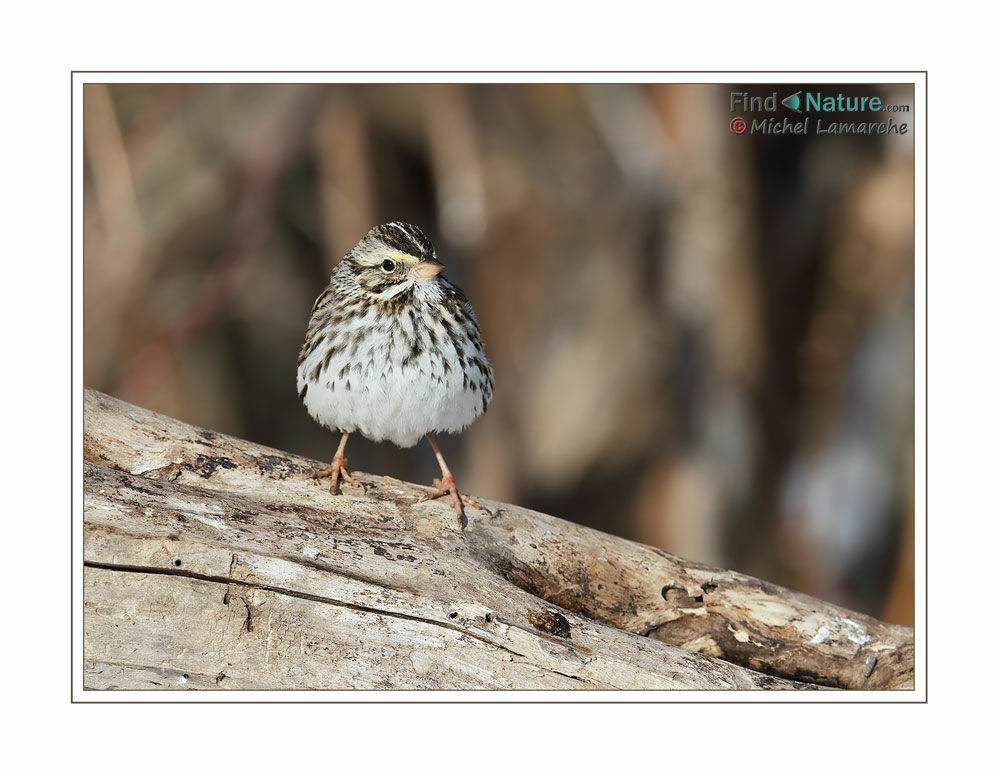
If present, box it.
[746,116,908,135]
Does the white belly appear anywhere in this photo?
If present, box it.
[296,317,485,448]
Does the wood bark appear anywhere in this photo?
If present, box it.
[83,389,914,691]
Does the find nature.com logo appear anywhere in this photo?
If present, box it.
[729,89,910,136]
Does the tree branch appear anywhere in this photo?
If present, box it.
[82,389,913,690]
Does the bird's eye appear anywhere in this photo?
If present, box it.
[381,259,396,272]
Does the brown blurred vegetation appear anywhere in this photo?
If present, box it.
[83,82,915,625]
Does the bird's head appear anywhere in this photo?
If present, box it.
[345,222,445,298]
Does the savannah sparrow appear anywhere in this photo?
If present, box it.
[297,222,493,527]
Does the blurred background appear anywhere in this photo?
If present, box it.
[83,82,915,625]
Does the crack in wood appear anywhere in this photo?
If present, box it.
[84,559,590,683]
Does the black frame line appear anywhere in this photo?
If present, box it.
[71,69,928,704]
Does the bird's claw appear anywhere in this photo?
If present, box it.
[309,454,357,495]
[418,474,483,527]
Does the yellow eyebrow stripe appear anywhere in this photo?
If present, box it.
[384,251,419,264]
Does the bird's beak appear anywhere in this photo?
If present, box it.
[412,257,444,279]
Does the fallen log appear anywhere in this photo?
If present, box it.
[82,389,913,690]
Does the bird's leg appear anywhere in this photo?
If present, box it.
[311,430,358,495]
[419,432,481,526]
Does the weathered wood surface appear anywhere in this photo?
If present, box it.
[83,389,913,690]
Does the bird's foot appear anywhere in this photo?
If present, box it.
[309,454,358,495]
[419,474,482,528]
